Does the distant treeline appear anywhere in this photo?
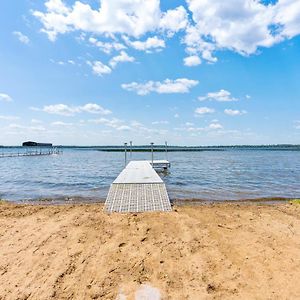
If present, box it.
[1,144,300,152]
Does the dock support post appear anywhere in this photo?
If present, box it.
[165,141,168,161]
[124,142,128,166]
[130,141,132,160]
[150,142,154,166]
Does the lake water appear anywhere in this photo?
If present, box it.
[0,148,300,202]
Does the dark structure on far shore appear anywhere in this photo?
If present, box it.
[22,141,53,147]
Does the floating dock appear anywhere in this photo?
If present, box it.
[105,160,171,213]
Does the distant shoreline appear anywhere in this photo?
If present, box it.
[1,144,300,152]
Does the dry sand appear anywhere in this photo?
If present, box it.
[0,201,299,300]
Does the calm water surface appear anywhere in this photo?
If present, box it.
[0,149,300,202]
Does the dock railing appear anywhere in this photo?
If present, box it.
[0,147,62,158]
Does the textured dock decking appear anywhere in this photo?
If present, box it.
[105,161,171,213]
[113,161,163,184]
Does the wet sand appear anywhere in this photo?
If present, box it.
[0,201,299,299]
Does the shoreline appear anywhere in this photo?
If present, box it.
[0,196,297,206]
[0,201,299,299]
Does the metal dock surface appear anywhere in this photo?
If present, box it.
[105,160,171,213]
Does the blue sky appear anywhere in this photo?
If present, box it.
[0,0,300,146]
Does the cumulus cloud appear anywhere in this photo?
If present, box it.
[183,55,201,67]
[124,36,165,51]
[109,51,135,68]
[199,89,238,102]
[121,78,198,95]
[13,31,30,44]
[159,5,188,36]
[195,107,215,115]
[80,103,111,115]
[184,0,300,62]
[195,106,215,115]
[224,109,247,116]
[33,0,300,65]
[33,0,187,40]
[0,93,12,102]
[87,60,112,76]
[33,103,111,116]
[208,122,223,130]
[89,37,126,54]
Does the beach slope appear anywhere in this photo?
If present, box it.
[0,202,299,299]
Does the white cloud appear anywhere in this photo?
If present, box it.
[109,51,135,68]
[50,58,77,66]
[89,117,123,128]
[224,109,247,116]
[33,0,300,65]
[185,122,194,126]
[33,103,111,116]
[159,6,188,36]
[208,122,223,130]
[8,123,46,132]
[183,55,201,67]
[121,78,199,95]
[87,60,112,76]
[32,0,300,72]
[33,0,185,40]
[80,103,111,115]
[89,37,126,54]
[186,121,223,132]
[199,89,238,102]
[125,36,165,51]
[116,125,131,131]
[13,31,30,44]
[0,93,12,102]
[31,119,43,124]
[152,120,169,125]
[51,121,73,126]
[294,121,300,129]
[184,0,300,62]
[0,115,19,121]
[195,107,215,115]
[39,104,79,116]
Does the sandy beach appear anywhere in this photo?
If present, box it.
[0,201,299,300]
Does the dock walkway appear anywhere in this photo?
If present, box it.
[105,161,171,213]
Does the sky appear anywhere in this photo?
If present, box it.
[0,0,300,146]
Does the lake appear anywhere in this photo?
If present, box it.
[0,148,300,202]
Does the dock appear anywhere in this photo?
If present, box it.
[0,148,62,158]
[105,160,171,213]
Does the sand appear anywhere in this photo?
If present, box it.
[0,201,299,300]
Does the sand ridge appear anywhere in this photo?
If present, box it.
[0,202,299,299]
